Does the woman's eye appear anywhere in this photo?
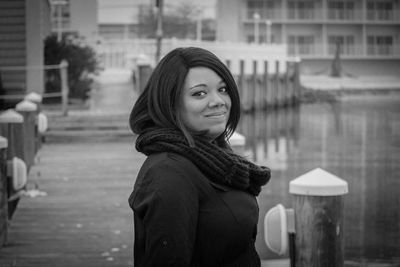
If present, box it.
[219,87,228,93]
[192,91,206,97]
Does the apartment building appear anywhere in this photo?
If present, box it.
[216,0,400,75]
[50,0,98,42]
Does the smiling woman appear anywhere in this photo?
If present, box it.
[180,67,232,140]
[128,47,271,267]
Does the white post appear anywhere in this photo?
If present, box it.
[253,13,260,44]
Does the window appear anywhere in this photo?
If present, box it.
[367,35,393,55]
[288,35,315,55]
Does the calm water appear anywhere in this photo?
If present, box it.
[237,94,400,265]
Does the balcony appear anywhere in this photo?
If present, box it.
[288,43,400,58]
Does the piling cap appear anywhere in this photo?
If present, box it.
[229,132,246,147]
[0,136,7,149]
[15,100,37,112]
[25,92,43,103]
[0,109,24,123]
[289,168,348,196]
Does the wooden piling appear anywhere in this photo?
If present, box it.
[15,100,37,170]
[0,136,8,246]
[289,168,348,267]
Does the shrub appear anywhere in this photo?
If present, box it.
[44,33,100,103]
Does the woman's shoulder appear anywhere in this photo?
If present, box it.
[137,152,203,187]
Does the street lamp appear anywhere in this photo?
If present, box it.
[265,20,272,44]
[253,12,260,44]
[52,0,67,42]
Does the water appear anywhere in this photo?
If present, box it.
[237,94,400,265]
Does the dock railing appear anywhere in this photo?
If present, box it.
[0,60,69,116]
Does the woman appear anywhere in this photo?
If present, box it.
[129,47,271,266]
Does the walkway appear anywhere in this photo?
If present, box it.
[0,69,143,267]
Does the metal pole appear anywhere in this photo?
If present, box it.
[155,0,164,63]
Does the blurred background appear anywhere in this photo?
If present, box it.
[0,0,399,266]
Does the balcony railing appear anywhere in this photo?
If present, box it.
[288,43,400,57]
[246,8,400,21]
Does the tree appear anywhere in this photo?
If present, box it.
[44,33,100,102]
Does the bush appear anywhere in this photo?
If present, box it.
[44,33,100,103]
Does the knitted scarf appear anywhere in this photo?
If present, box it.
[136,128,271,196]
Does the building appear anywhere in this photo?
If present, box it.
[216,0,400,76]
[0,0,51,107]
[97,0,217,40]
[50,0,98,43]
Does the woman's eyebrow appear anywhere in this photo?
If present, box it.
[189,84,207,90]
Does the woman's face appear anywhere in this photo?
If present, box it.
[180,67,231,140]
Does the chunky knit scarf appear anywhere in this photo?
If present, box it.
[136,128,271,196]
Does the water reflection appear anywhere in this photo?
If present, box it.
[238,95,400,264]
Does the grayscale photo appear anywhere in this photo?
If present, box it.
[0,0,399,266]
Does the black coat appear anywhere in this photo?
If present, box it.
[129,152,261,267]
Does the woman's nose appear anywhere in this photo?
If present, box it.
[208,91,225,107]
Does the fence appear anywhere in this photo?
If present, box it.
[95,38,289,72]
[0,60,69,116]
[0,96,47,248]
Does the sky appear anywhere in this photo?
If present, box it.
[98,0,217,24]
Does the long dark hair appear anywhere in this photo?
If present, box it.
[129,47,241,147]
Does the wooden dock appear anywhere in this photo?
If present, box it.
[0,136,144,267]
